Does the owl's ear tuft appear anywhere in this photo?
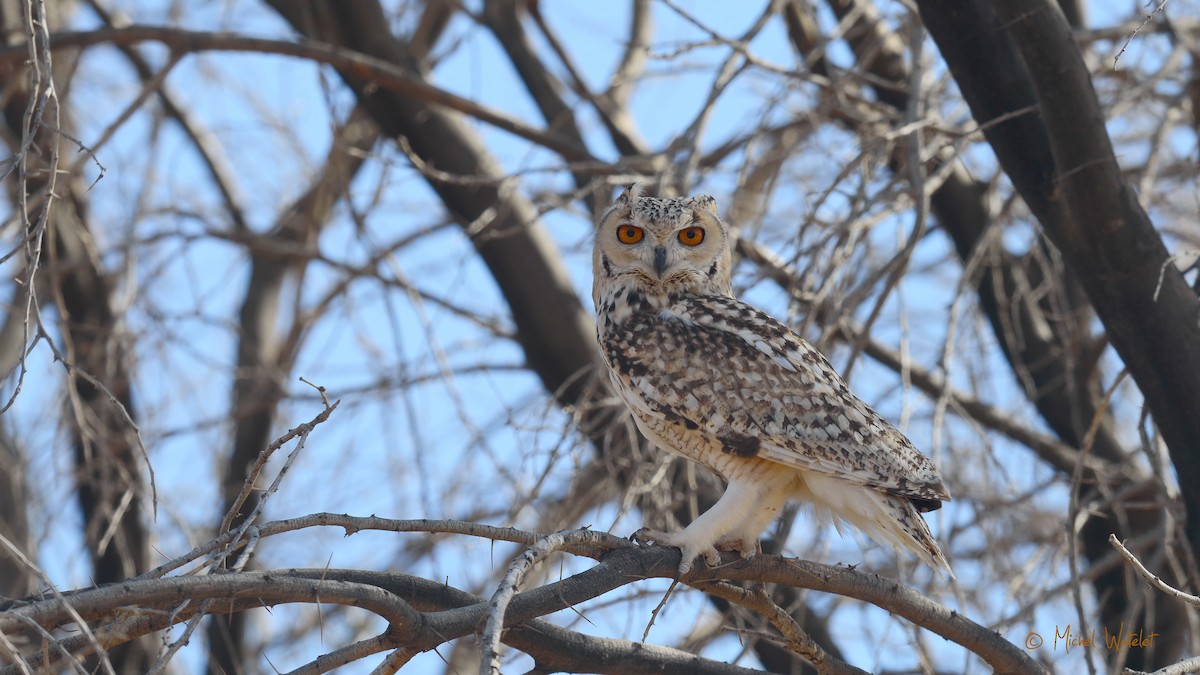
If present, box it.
[691,196,722,228]
[692,195,718,217]
[600,183,642,227]
[616,183,645,207]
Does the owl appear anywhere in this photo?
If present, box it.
[592,185,952,576]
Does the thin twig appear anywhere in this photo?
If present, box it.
[1114,1,1170,68]
[640,579,679,643]
[480,527,600,674]
[0,26,600,163]
[1109,534,1200,608]
[698,579,869,674]
[218,396,339,536]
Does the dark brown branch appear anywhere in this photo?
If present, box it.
[2,548,1044,675]
[481,0,600,212]
[975,6,1200,533]
[0,25,600,164]
[1,566,760,675]
[916,9,1200,636]
[802,0,1127,464]
[920,1,1197,667]
[788,3,1187,669]
[204,105,378,675]
[914,1,1200,518]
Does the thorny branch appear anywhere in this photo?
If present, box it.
[0,25,601,164]
[1110,534,1200,609]
[3,2,1198,673]
[2,525,1042,675]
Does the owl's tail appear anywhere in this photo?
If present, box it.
[804,473,954,578]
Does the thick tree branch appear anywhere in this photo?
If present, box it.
[481,0,601,212]
[981,5,1200,531]
[916,0,1200,557]
[0,25,600,164]
[2,544,1044,675]
[202,105,378,675]
[788,3,1188,668]
[265,0,601,414]
[1,3,152,671]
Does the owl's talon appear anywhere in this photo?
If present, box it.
[630,528,723,574]
[631,527,671,547]
[716,535,759,560]
[678,543,721,573]
[726,548,755,565]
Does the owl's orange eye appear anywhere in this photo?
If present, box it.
[678,227,705,246]
[617,225,644,244]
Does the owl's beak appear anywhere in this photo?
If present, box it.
[653,246,667,277]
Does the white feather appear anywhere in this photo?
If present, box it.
[801,472,953,578]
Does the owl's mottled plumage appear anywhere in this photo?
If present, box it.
[592,185,952,576]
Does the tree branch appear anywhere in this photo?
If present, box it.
[2,543,1045,675]
[976,4,1200,550]
[0,25,600,164]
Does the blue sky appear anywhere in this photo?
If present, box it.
[3,1,1189,672]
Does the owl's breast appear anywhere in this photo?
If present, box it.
[612,371,726,471]
[599,315,734,474]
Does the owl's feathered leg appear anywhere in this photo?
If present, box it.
[635,479,767,574]
[714,485,792,559]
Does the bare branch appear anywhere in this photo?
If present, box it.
[1109,534,1200,608]
[3,542,1043,675]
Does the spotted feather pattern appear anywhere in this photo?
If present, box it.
[601,293,949,506]
[593,185,952,575]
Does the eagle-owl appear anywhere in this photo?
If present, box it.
[592,185,952,576]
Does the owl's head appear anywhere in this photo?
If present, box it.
[592,185,733,303]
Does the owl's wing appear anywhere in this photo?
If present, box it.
[629,295,950,507]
